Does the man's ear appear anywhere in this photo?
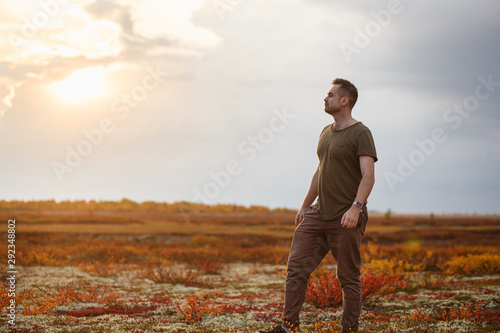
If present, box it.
[341,96,349,106]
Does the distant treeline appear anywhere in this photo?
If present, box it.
[0,199,294,213]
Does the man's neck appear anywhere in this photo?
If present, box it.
[332,113,357,131]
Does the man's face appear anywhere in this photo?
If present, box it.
[324,85,342,115]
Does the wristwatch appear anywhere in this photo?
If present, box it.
[353,201,363,209]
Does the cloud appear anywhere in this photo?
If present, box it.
[85,0,134,35]
[84,0,176,60]
[1,81,23,108]
[304,0,500,96]
[1,0,499,214]
[0,76,24,118]
[0,0,218,116]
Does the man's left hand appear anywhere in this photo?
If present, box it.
[341,206,361,228]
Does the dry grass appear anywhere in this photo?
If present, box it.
[1,201,499,331]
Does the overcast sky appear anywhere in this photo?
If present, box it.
[1,0,499,214]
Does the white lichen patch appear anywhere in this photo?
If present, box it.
[4,264,499,332]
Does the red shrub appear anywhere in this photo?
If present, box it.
[306,272,342,308]
[192,257,224,274]
[361,271,407,300]
[306,271,407,308]
[176,292,225,324]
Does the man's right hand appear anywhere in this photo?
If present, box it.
[295,207,307,226]
[295,166,319,226]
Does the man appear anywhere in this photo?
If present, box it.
[257,78,377,333]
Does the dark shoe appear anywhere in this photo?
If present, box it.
[257,318,299,333]
[256,323,299,333]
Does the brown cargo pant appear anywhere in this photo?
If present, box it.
[283,206,368,329]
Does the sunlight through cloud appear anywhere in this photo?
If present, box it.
[50,67,105,102]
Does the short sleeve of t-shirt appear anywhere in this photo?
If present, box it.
[356,130,378,162]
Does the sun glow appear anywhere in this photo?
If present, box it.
[50,67,106,102]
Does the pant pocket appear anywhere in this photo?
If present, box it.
[357,208,368,235]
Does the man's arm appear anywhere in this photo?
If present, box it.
[341,155,375,228]
[295,165,319,226]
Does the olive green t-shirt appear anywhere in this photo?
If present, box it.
[311,122,377,221]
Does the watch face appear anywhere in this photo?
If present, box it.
[354,202,362,208]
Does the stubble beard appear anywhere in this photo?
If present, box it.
[324,105,340,115]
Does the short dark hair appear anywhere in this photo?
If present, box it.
[332,78,358,108]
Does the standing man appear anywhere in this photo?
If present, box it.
[257,78,377,333]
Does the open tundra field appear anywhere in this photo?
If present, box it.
[1,201,500,332]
